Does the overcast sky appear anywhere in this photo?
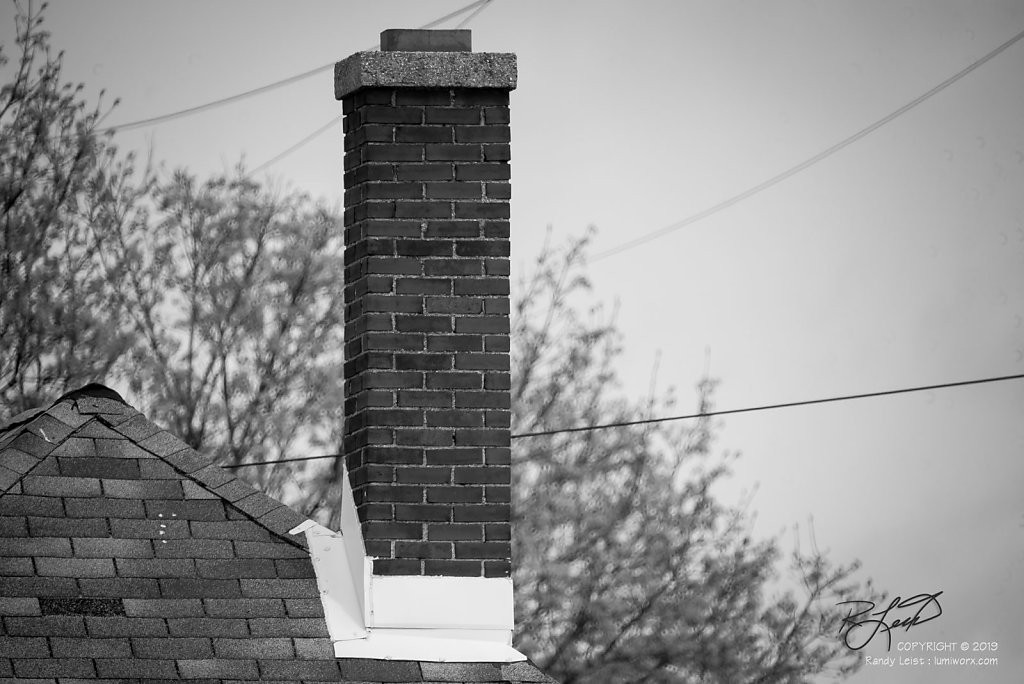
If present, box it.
[2,1,1021,681]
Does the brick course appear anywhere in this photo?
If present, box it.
[342,86,512,577]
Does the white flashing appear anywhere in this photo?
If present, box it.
[306,463,526,663]
[368,575,513,630]
[288,519,319,535]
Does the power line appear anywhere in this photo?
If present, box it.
[592,25,1024,261]
[221,371,1024,469]
[97,0,492,133]
[249,115,342,175]
[232,0,497,176]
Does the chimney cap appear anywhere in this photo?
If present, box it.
[381,29,472,52]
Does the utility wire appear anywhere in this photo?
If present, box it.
[249,115,343,175]
[592,25,1024,261]
[97,0,492,133]
[245,0,496,175]
[221,371,1024,469]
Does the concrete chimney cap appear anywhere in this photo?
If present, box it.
[334,31,516,99]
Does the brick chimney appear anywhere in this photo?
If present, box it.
[336,30,516,580]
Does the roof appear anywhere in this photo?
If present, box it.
[0,383,555,683]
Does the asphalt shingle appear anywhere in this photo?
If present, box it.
[0,384,557,683]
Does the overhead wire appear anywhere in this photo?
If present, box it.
[592,25,1024,261]
[235,0,497,175]
[220,371,1024,469]
[97,0,493,133]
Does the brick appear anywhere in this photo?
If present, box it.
[395,315,452,333]
[483,143,512,161]
[424,258,483,276]
[386,161,452,184]
[394,353,452,371]
[247,616,329,636]
[427,335,484,353]
[453,504,511,522]
[214,636,294,658]
[36,557,114,577]
[455,390,511,408]
[424,107,481,124]
[485,485,511,503]
[455,317,510,334]
[122,598,204,617]
[424,143,481,161]
[424,181,483,199]
[426,296,484,314]
[51,636,131,658]
[455,541,509,559]
[426,486,483,503]
[456,162,510,181]
[484,559,512,577]
[394,466,451,484]
[423,448,484,466]
[428,524,483,541]
[203,598,286,618]
[455,125,511,143]
[454,466,510,484]
[394,504,451,522]
[424,559,482,577]
[0,557,33,575]
[360,106,422,124]
[364,521,423,540]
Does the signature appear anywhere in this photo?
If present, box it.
[837,592,943,651]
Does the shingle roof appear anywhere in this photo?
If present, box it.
[0,384,555,683]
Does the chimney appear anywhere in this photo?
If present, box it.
[336,30,517,580]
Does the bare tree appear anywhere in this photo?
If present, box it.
[510,231,877,683]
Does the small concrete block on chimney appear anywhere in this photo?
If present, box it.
[381,29,471,52]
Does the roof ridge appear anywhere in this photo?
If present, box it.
[0,384,312,550]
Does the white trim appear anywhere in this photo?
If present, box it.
[304,463,526,663]
[368,575,513,630]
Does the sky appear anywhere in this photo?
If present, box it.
[2,1,1022,681]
